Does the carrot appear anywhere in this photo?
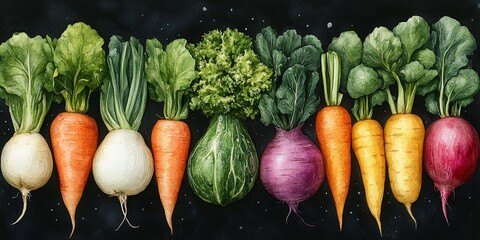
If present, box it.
[145,38,196,233]
[352,119,385,235]
[315,105,351,230]
[384,113,424,227]
[50,22,106,237]
[151,119,191,233]
[51,112,98,236]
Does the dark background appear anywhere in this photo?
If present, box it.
[1,0,480,239]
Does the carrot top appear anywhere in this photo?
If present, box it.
[362,16,438,114]
[145,39,196,120]
[100,36,147,131]
[255,27,322,130]
[0,33,60,133]
[53,22,106,113]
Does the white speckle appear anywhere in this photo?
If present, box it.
[82,217,85,220]
[428,199,431,203]
[142,208,145,211]
[141,14,144,17]
[184,194,187,197]
[264,209,268,212]
[239,226,243,230]
[394,216,397,219]
[327,22,333,28]
[321,218,324,221]
[477,3,480,8]
[94,207,97,211]
[349,211,353,215]
[150,202,153,205]
[259,226,262,230]
[325,192,328,195]
[356,204,360,207]
[230,8,234,12]
[262,19,265,23]
[181,217,184,221]
[298,14,301,17]
[388,201,391,204]
[50,208,54,212]
[202,7,208,12]
[469,196,472,199]
[325,209,328,213]
[357,191,361,195]
[306,24,310,28]
[166,23,170,26]
[244,27,248,31]
[160,27,164,30]
[55,219,58,222]
[188,201,192,204]
[213,19,216,22]
[356,218,359,221]
[257,201,260,204]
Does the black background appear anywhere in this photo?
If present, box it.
[1,0,480,239]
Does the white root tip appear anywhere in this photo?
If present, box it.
[69,215,76,239]
[115,193,139,231]
[11,188,30,225]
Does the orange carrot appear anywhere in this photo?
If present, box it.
[352,119,385,235]
[151,119,191,234]
[315,106,351,230]
[50,112,98,236]
[384,113,424,227]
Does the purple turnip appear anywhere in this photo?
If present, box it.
[424,117,479,224]
[260,126,324,223]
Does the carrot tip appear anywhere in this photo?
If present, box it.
[69,213,76,238]
[404,203,417,229]
[374,216,382,236]
[11,188,30,225]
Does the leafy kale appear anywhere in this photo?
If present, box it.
[425,16,479,117]
[0,33,59,133]
[146,38,196,120]
[188,28,272,120]
[256,27,321,130]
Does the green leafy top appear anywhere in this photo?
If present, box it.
[54,22,107,113]
[424,16,479,117]
[328,31,391,121]
[362,16,438,114]
[0,33,59,133]
[188,28,272,120]
[100,36,147,131]
[146,38,196,120]
[256,27,321,130]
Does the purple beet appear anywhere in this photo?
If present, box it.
[424,117,480,225]
[260,125,325,223]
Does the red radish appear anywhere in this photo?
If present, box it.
[260,126,324,222]
[424,117,479,224]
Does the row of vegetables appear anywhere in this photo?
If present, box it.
[0,15,478,237]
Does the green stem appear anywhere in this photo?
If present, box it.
[385,88,397,114]
[438,58,446,117]
[321,54,330,106]
[392,71,405,113]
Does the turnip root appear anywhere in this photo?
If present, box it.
[1,133,53,224]
[260,126,324,223]
[424,117,479,225]
[92,129,154,229]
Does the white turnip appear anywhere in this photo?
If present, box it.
[1,133,53,224]
[424,117,479,224]
[92,129,154,229]
[260,126,324,223]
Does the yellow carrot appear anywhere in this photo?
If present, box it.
[352,119,385,235]
[384,113,424,227]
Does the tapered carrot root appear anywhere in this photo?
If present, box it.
[352,119,385,235]
[151,119,191,234]
[384,113,424,228]
[315,106,351,231]
[51,112,98,237]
